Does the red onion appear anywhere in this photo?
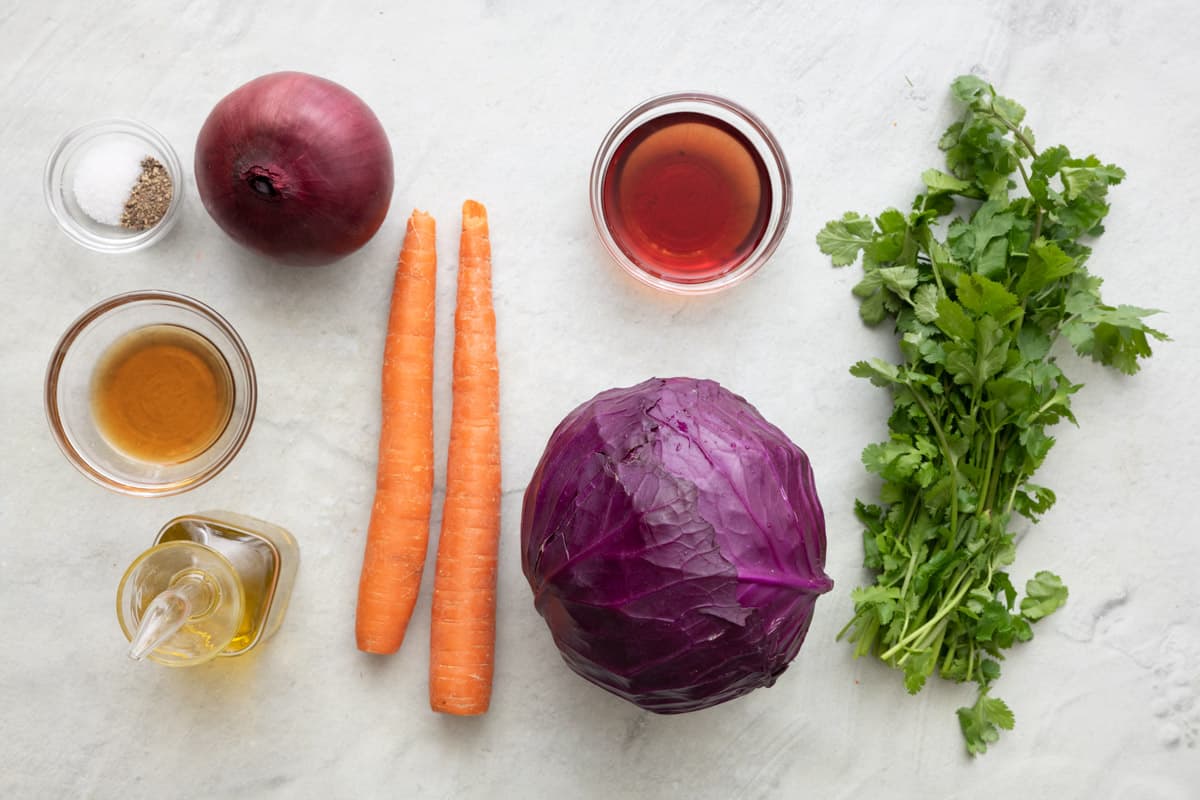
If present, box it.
[195,71,394,266]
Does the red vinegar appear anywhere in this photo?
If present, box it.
[601,111,772,284]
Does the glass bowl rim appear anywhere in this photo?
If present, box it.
[44,289,257,497]
[588,91,793,296]
[43,117,184,254]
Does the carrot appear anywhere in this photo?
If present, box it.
[429,199,501,714]
[355,209,438,655]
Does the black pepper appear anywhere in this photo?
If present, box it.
[120,157,172,231]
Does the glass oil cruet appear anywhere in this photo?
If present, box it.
[116,511,299,667]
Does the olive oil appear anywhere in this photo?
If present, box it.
[117,511,300,667]
[90,324,233,463]
[154,512,299,654]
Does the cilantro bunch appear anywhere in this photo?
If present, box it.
[817,75,1167,755]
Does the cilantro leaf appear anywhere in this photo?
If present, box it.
[957,691,1015,756]
[956,274,1020,321]
[858,290,887,325]
[965,200,1016,277]
[1020,571,1069,621]
[851,270,882,298]
[861,438,937,487]
[850,358,902,387]
[950,74,992,106]
[922,168,980,198]
[934,297,975,341]
[817,212,874,266]
[1015,239,1077,296]
[975,600,1019,646]
[944,316,1009,393]
[913,284,940,324]
[851,585,902,625]
[878,266,921,299]
[992,95,1026,127]
[903,648,937,694]
[1062,275,1169,373]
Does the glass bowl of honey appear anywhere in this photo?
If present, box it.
[45,291,256,496]
[590,92,792,295]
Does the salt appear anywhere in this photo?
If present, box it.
[73,139,147,226]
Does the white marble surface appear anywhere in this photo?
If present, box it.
[2,1,1198,797]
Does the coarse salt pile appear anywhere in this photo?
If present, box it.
[73,139,149,226]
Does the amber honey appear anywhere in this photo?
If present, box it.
[90,324,233,464]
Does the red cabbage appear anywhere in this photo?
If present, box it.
[521,377,832,713]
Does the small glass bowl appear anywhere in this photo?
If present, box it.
[589,92,793,295]
[44,118,183,253]
[45,291,256,497]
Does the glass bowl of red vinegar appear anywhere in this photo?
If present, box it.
[590,92,792,295]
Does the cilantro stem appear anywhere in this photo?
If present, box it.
[917,230,948,296]
[897,498,921,593]
[1047,312,1079,350]
[974,428,998,521]
[882,566,974,661]
[905,380,959,535]
[926,617,950,666]
[1008,142,1046,244]
[931,260,947,296]
[895,498,925,643]
[993,113,1039,160]
[1014,156,1033,192]
[835,605,872,645]
[984,436,1007,514]
[898,547,920,604]
[941,637,957,674]
[1004,476,1023,516]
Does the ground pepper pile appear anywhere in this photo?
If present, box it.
[120,157,172,231]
